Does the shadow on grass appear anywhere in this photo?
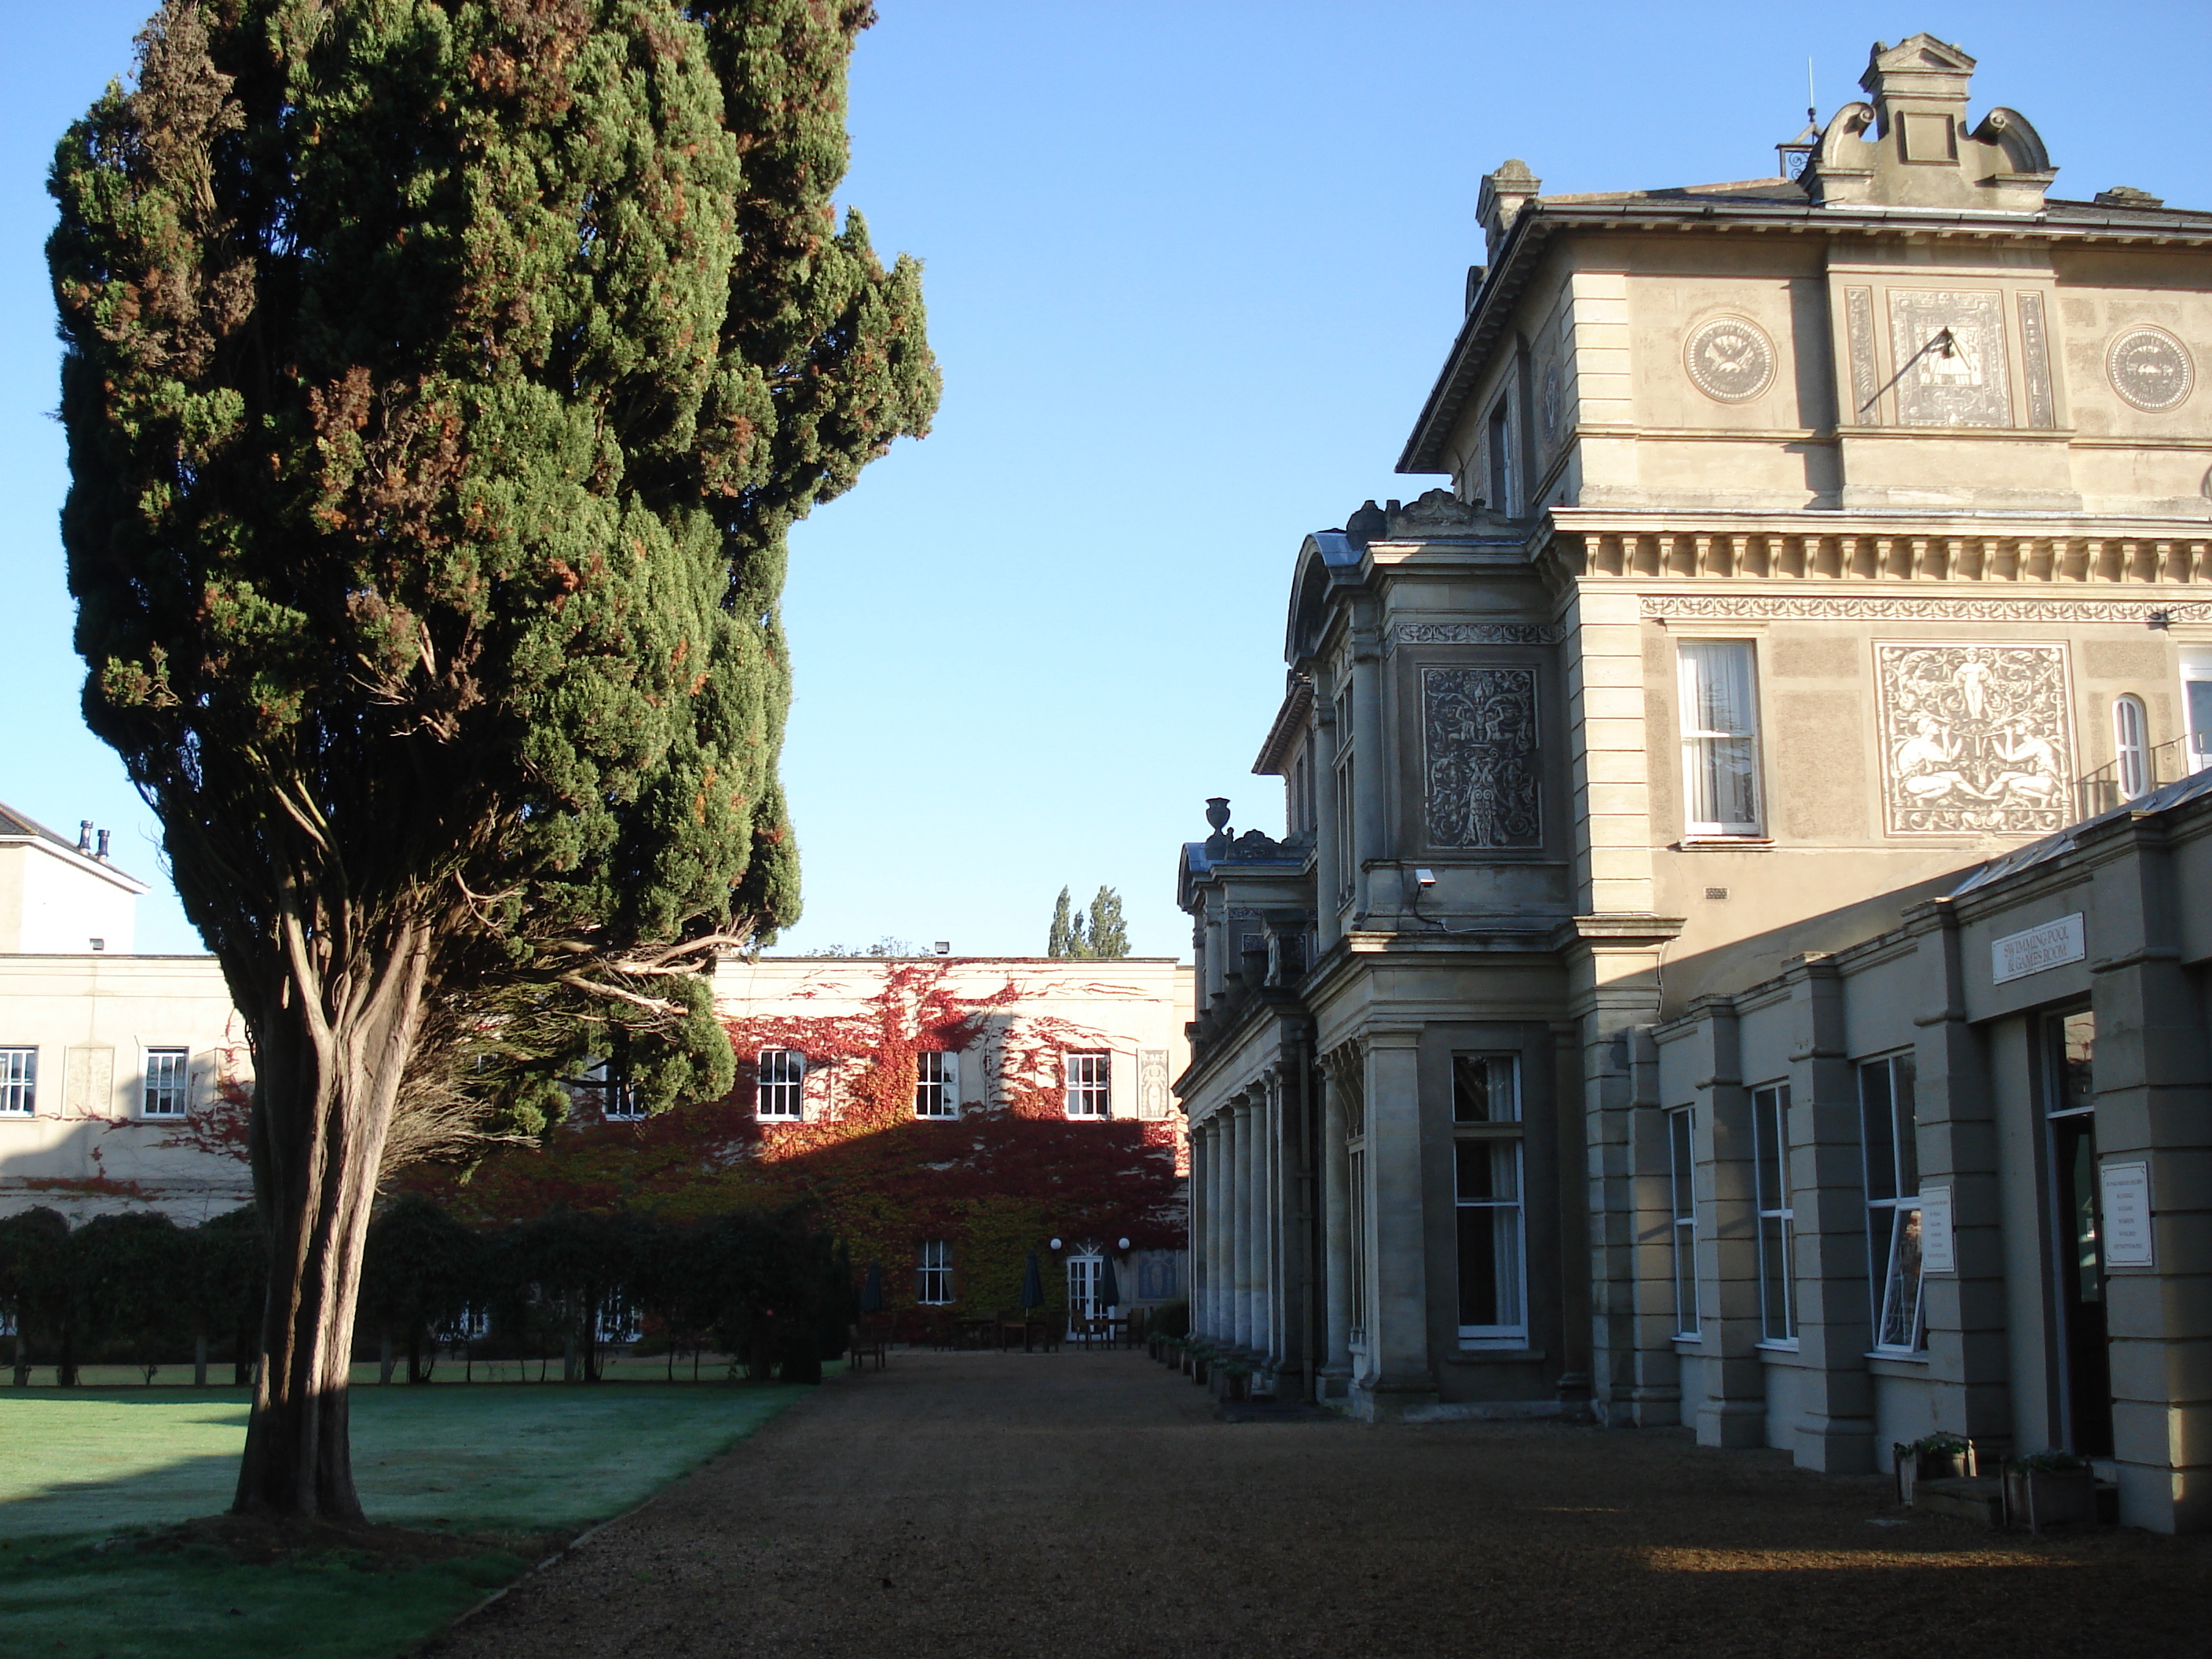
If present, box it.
[0,1530,529,1659]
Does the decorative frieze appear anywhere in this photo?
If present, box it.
[2018,291,2056,429]
[1844,286,1881,421]
[1387,621,1562,650]
[1421,666,1543,850]
[1888,289,2012,427]
[1642,593,2212,624]
[1875,643,2074,836]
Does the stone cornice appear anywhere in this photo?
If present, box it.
[1540,512,2212,588]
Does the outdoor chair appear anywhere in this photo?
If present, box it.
[848,1321,888,1372]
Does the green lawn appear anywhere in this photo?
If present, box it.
[0,1376,824,1657]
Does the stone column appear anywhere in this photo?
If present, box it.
[2086,831,2212,1533]
[1203,1115,1228,1340]
[1313,669,1342,951]
[1257,1085,1278,1364]
[1320,1071,1353,1397]
[1349,611,1384,923]
[1352,1029,1436,1418]
[1694,1003,1768,1450]
[1786,953,1878,1473]
[1236,1097,1260,1351]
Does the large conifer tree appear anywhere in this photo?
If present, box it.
[48,0,935,1518]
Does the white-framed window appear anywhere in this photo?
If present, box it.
[914,1051,959,1118]
[1859,1053,1925,1353]
[917,1239,954,1304]
[595,1300,640,1344]
[142,1048,190,1118]
[1668,1106,1698,1339]
[0,1048,35,1117]
[756,1048,805,1119]
[2113,694,2151,799]
[1678,639,1764,837]
[2183,649,2212,773]
[580,1058,645,1120]
[1752,1083,1796,1345]
[1453,1051,1525,1345]
[1065,1051,1109,1118]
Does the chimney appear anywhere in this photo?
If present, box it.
[96,829,111,862]
[78,820,92,853]
[1477,160,1541,262]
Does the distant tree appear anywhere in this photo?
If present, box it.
[0,1208,72,1384]
[359,1193,477,1385]
[1047,885,1126,958]
[1086,888,1130,958]
[49,1,935,1518]
[187,1206,268,1386]
[73,1210,189,1381]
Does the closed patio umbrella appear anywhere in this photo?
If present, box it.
[860,1260,884,1314]
[1097,1254,1122,1313]
[1020,1248,1045,1311]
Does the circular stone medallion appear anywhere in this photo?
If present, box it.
[2108,326,2193,412]
[1684,316,1776,403]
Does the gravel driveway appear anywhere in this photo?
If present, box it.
[428,1349,2210,1658]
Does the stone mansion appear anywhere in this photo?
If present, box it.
[1175,35,2212,1533]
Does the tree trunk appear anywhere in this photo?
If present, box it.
[57,1320,77,1388]
[194,1332,209,1388]
[379,1332,394,1385]
[407,1324,423,1385]
[231,917,430,1520]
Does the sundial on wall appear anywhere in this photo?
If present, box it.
[2108,327,2193,412]
[1683,316,1775,403]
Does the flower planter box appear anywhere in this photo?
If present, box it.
[1895,1441,1976,1506]
[2005,1467,2098,1531]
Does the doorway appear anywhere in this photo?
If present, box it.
[2044,1009,2112,1457]
[1066,1255,1103,1331]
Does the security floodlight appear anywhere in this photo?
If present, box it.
[933,940,950,955]
[1414,868,1437,887]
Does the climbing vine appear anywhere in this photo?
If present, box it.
[412,962,1186,1315]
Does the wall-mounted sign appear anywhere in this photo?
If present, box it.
[1991,912,2085,984]
[1920,1185,1956,1274]
[2101,1160,2155,1268]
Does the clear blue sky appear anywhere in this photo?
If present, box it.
[4,3,2208,958]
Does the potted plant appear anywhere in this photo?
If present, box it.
[1213,1357,1252,1403]
[1895,1431,1976,1505]
[2005,1452,2097,1532]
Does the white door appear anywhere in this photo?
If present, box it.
[1066,1256,1101,1329]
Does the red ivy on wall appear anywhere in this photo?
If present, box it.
[412,963,1187,1313]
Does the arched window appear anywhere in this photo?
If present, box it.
[2114,694,2149,800]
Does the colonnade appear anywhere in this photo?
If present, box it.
[1190,1072,1289,1364]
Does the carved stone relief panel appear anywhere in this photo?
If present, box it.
[2108,326,2194,412]
[1421,666,1541,849]
[1684,316,1776,403]
[1138,1049,1170,1119]
[1887,289,2011,427]
[1844,286,1881,423]
[2017,291,2056,428]
[1875,643,2074,835]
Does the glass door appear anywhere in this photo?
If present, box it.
[1066,1256,1101,1333]
[2181,649,2212,773]
[2044,1009,2112,1457]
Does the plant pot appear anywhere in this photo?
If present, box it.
[1896,1444,1973,1505]
[2005,1468,2097,1530]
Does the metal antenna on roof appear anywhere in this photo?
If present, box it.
[1807,57,1818,129]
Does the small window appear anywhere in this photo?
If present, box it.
[914,1051,959,1118]
[1752,1084,1796,1344]
[1678,640,1764,837]
[1859,1054,1924,1353]
[756,1048,805,1119]
[1452,1054,1521,1123]
[2113,694,2150,799]
[580,1057,645,1120]
[917,1239,954,1305]
[1485,397,1515,513]
[1065,1051,1110,1118]
[142,1049,190,1118]
[1668,1106,1697,1339]
[0,1049,34,1117]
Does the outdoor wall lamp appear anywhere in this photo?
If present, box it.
[1414,868,1437,887]
[1049,1237,1062,1251]
[1118,1237,1130,1250]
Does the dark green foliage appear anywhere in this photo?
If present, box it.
[49,0,936,1130]
[49,0,932,1514]
[1086,888,1130,958]
[0,1207,77,1383]
[185,1204,269,1384]
[1046,885,1130,958]
[360,1192,478,1382]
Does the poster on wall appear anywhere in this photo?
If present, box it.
[2101,1161,2155,1268]
[1920,1185,1956,1274]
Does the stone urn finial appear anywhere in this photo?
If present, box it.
[1204,797,1232,833]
